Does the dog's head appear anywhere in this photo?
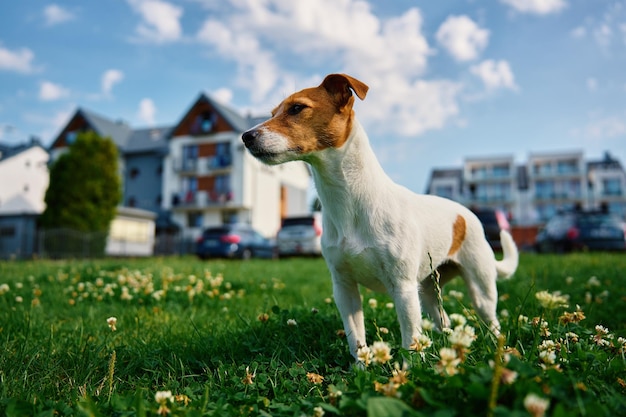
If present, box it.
[242,73,368,165]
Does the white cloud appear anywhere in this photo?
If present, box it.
[500,0,567,15]
[470,59,518,91]
[127,0,183,43]
[212,87,234,104]
[570,26,586,39]
[0,44,36,73]
[586,77,598,92]
[39,81,70,101]
[43,4,75,26]
[578,113,626,140]
[137,98,156,125]
[101,69,124,95]
[436,15,490,62]
[196,1,460,137]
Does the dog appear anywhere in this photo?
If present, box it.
[242,73,519,362]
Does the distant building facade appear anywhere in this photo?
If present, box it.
[48,92,311,242]
[426,151,626,226]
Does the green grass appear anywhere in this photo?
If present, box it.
[0,254,625,416]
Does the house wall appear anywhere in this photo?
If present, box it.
[0,215,38,259]
[124,152,164,213]
[0,146,49,213]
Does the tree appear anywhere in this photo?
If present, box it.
[40,131,121,256]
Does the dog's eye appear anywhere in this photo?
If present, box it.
[287,104,306,116]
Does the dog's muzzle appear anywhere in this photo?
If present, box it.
[242,129,259,149]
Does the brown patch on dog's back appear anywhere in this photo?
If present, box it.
[447,215,466,256]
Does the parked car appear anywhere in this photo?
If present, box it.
[470,207,511,251]
[535,210,626,253]
[196,224,277,259]
[277,214,323,256]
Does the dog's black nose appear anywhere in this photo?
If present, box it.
[242,129,259,148]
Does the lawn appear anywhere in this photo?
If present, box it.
[0,253,625,416]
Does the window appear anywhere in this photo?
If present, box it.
[0,226,16,237]
[182,145,198,171]
[127,197,136,207]
[603,178,622,196]
[129,167,140,179]
[66,131,78,145]
[192,111,217,135]
[109,218,151,243]
[187,212,203,228]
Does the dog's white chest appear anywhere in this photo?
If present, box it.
[323,235,393,293]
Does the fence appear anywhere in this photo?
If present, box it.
[0,227,197,260]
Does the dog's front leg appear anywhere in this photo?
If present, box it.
[332,275,366,361]
[390,282,423,350]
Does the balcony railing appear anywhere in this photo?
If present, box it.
[174,155,232,174]
[171,190,234,208]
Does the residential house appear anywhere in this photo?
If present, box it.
[587,152,626,216]
[0,140,49,258]
[48,93,311,245]
[163,93,310,239]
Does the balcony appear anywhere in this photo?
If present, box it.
[171,190,234,209]
[174,155,232,175]
[174,158,198,174]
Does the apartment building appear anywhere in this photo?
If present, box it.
[48,93,311,240]
[426,150,626,226]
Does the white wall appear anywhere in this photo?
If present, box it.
[0,146,49,214]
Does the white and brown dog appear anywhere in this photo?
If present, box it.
[243,74,518,362]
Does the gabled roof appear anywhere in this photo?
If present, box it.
[0,138,46,162]
[171,93,267,137]
[49,108,133,150]
[123,126,172,154]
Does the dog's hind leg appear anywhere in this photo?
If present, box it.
[419,263,459,330]
[459,261,501,333]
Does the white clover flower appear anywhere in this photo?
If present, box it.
[435,347,461,376]
[385,302,394,309]
[357,345,372,367]
[368,298,378,309]
[448,290,464,301]
[421,318,434,331]
[449,313,467,327]
[155,390,173,404]
[107,316,117,331]
[539,350,557,365]
[287,318,297,327]
[535,290,569,309]
[587,276,601,287]
[0,283,9,295]
[370,341,393,364]
[410,333,432,352]
[448,325,476,349]
[524,393,550,417]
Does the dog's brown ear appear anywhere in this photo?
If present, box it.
[321,74,369,107]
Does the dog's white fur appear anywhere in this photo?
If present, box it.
[243,74,519,361]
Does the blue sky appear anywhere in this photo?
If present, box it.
[1,0,625,193]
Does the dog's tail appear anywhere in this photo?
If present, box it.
[495,230,518,279]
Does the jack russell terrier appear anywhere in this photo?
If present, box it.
[242,74,519,362]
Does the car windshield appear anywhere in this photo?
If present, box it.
[282,218,314,227]
[578,214,620,228]
[203,227,232,236]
